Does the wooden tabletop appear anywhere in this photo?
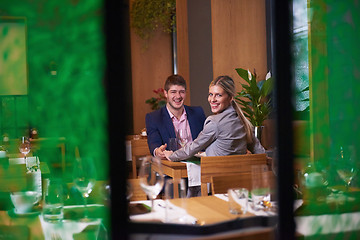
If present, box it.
[171,195,254,225]
[160,159,187,169]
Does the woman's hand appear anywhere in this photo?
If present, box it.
[163,150,174,161]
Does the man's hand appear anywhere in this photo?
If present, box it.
[155,144,167,159]
[164,150,174,161]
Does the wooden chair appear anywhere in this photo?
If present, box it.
[200,154,268,196]
[211,171,275,195]
[127,137,150,178]
[127,178,147,201]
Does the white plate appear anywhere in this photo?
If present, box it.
[10,208,40,216]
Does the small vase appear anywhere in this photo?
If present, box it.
[254,126,264,143]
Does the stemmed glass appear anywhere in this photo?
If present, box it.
[72,157,97,221]
[177,129,189,148]
[336,146,358,191]
[138,156,164,213]
[19,136,31,159]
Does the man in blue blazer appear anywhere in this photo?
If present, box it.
[146,75,206,158]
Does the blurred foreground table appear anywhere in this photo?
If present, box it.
[129,195,277,239]
[0,204,108,240]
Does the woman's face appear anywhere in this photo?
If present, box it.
[208,85,233,114]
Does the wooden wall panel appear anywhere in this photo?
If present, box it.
[211,0,268,90]
[129,0,268,134]
[129,0,173,133]
[176,0,190,106]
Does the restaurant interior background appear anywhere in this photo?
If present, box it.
[0,0,360,239]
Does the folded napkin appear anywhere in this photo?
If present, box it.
[130,199,197,224]
[164,201,197,224]
[184,162,201,187]
[129,199,166,223]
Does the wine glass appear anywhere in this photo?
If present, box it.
[138,156,164,212]
[336,145,358,191]
[177,129,189,148]
[19,136,31,159]
[72,157,97,221]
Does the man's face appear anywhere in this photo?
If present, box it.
[164,85,186,111]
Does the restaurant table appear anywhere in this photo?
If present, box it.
[129,193,360,239]
[0,204,109,240]
[129,195,277,239]
[294,189,360,239]
[0,159,50,194]
[152,160,187,197]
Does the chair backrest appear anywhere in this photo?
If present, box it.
[211,171,275,195]
[130,139,150,157]
[128,138,150,178]
[200,153,268,196]
[127,178,147,201]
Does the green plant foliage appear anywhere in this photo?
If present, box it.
[235,68,273,127]
[145,88,167,110]
[130,0,176,41]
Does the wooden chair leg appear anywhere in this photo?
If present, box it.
[201,183,207,196]
[132,155,137,178]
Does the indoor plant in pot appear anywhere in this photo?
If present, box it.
[145,88,167,110]
[234,68,273,143]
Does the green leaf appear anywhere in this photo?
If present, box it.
[234,68,273,127]
[261,77,273,96]
[235,68,251,84]
[158,100,166,108]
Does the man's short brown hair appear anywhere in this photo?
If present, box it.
[164,74,187,91]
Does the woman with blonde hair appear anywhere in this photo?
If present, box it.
[164,75,265,196]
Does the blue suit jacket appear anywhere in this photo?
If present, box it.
[145,105,206,155]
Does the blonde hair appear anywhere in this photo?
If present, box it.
[210,76,254,144]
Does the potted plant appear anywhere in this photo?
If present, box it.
[234,68,273,142]
[145,88,167,110]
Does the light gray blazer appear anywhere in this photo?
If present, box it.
[169,105,265,161]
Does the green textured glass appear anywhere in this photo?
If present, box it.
[294,0,360,239]
[0,0,109,236]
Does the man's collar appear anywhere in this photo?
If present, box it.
[166,105,187,120]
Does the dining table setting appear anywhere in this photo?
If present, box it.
[126,155,279,239]
[128,194,278,239]
[129,194,278,224]
[127,153,360,239]
[0,139,110,240]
